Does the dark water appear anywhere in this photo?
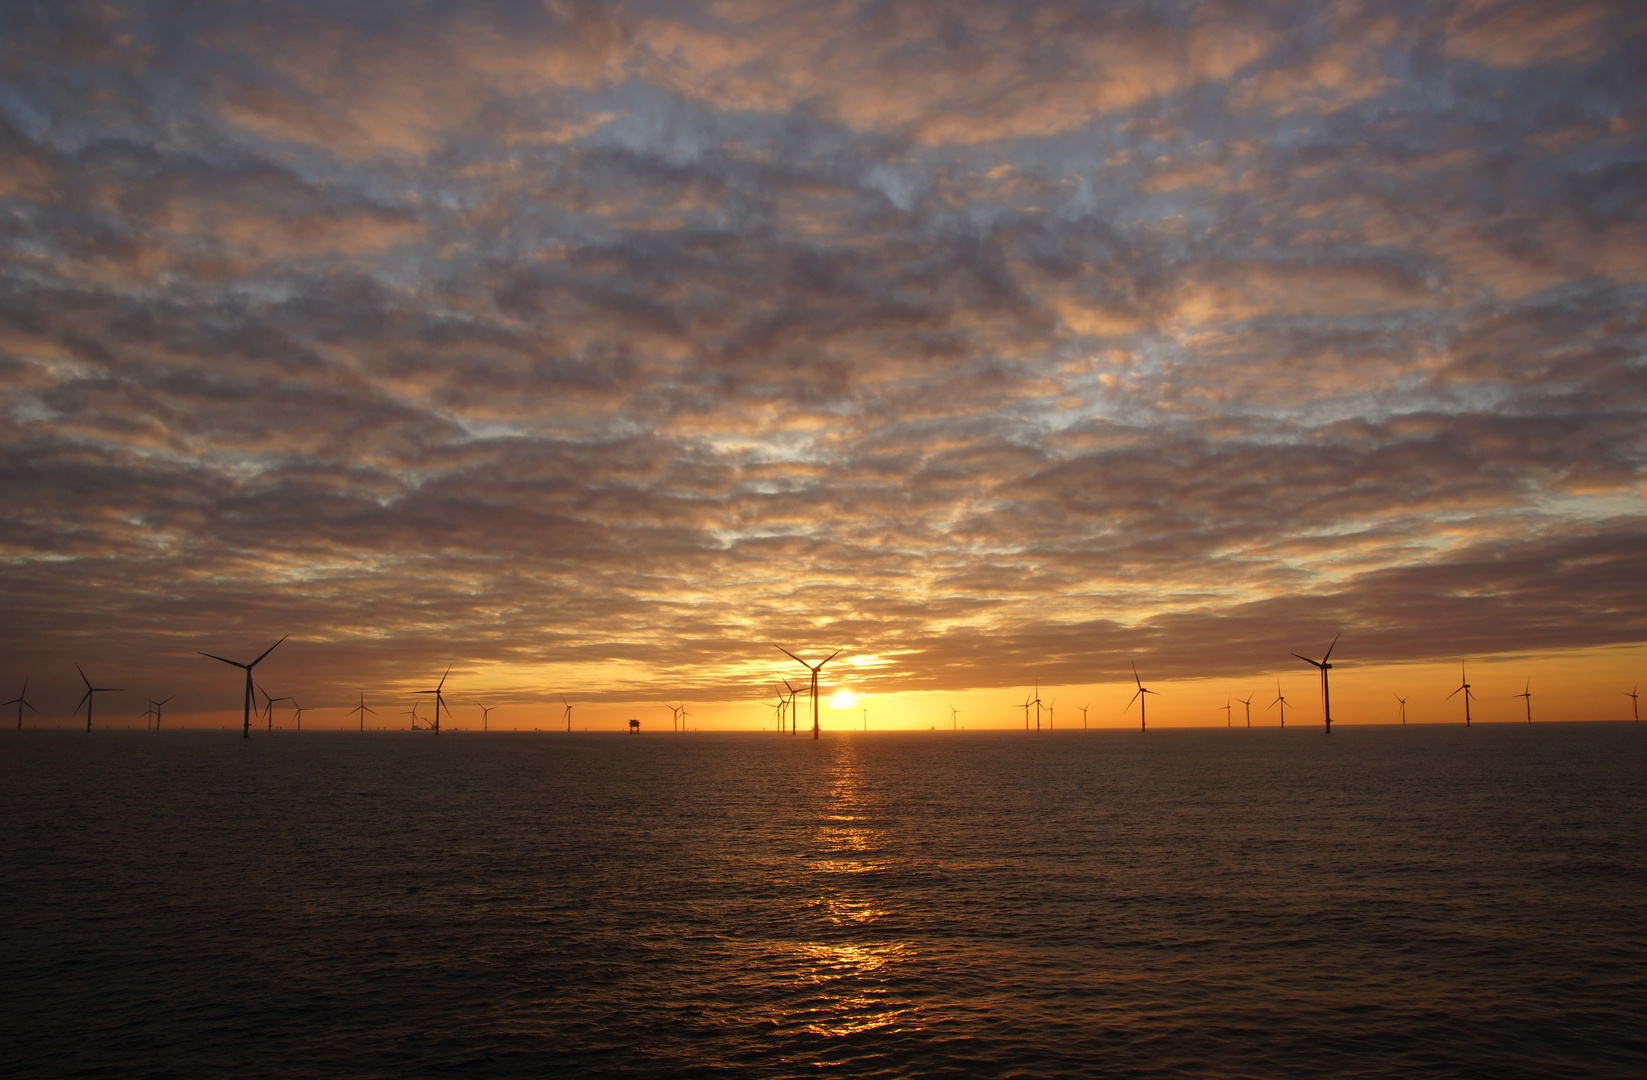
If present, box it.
[3,725,1645,1078]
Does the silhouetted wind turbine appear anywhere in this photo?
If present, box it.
[74,664,123,733]
[290,698,305,731]
[1219,697,1232,727]
[1128,663,1156,732]
[1447,662,1476,726]
[1625,685,1638,721]
[4,680,38,729]
[1044,695,1056,730]
[767,697,785,730]
[348,690,375,731]
[949,702,960,730]
[199,636,286,739]
[259,688,290,732]
[1030,682,1045,731]
[1395,694,1407,725]
[1293,633,1341,734]
[783,681,802,734]
[145,695,173,730]
[777,646,841,740]
[415,666,452,734]
[1270,679,1289,727]
[560,694,574,732]
[404,704,422,729]
[1237,693,1253,727]
[1078,703,1089,729]
[1017,694,1033,730]
[474,702,495,731]
[1514,681,1532,723]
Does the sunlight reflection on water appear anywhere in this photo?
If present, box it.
[3,726,1645,1079]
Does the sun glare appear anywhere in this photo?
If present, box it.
[828,690,856,710]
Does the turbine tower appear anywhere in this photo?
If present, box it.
[348,690,375,731]
[415,665,452,734]
[3,680,38,729]
[777,646,842,741]
[1514,681,1531,723]
[1270,679,1289,727]
[1395,694,1408,725]
[1447,662,1476,726]
[74,664,124,733]
[1128,663,1157,732]
[199,636,286,739]
[1078,703,1089,729]
[1293,633,1341,734]
[1626,685,1638,721]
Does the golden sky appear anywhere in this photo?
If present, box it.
[2,1,1645,728]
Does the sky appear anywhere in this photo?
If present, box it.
[2,0,1645,730]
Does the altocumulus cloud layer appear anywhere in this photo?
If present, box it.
[1,0,1645,709]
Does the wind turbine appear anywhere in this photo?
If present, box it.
[403,704,423,730]
[1031,682,1045,731]
[1514,681,1531,723]
[1293,633,1341,734]
[348,690,375,731]
[1270,679,1289,727]
[258,688,290,732]
[1045,696,1056,730]
[199,636,286,739]
[1127,663,1157,732]
[1395,694,1408,725]
[138,702,157,728]
[948,702,960,730]
[145,695,173,730]
[1219,697,1232,727]
[74,664,124,733]
[783,680,802,734]
[474,702,495,732]
[415,666,452,734]
[290,699,305,731]
[1016,694,1033,730]
[1237,693,1253,727]
[1626,685,1639,721]
[1078,703,1089,729]
[777,646,842,740]
[767,697,785,730]
[560,694,574,732]
[3,680,38,729]
[1447,662,1476,726]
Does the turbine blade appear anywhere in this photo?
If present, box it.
[1132,662,1142,688]
[76,663,91,689]
[1322,632,1341,662]
[1292,653,1321,667]
[776,645,807,666]
[198,652,247,669]
[818,649,843,667]
[1446,685,1462,700]
[249,636,287,668]
[438,665,451,691]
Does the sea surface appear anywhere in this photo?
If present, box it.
[3,724,1644,1078]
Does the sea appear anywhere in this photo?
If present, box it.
[3,724,1644,1079]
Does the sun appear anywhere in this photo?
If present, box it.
[828,690,856,710]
